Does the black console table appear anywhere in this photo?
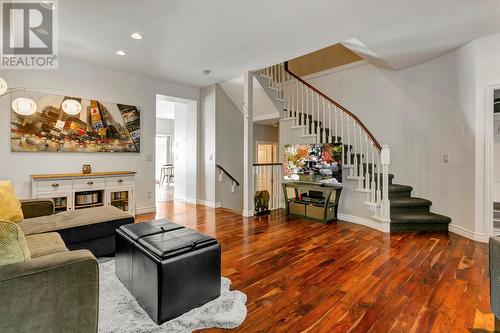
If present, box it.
[282,181,343,224]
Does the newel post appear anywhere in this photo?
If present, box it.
[381,145,391,221]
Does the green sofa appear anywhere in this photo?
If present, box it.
[0,199,99,333]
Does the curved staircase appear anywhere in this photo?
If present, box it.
[257,63,451,232]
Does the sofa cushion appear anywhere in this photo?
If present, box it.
[25,233,68,259]
[0,181,23,223]
[0,219,31,265]
[18,206,133,236]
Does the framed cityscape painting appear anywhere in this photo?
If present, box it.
[10,94,140,152]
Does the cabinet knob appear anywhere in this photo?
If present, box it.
[117,179,123,183]
[51,183,59,188]
[87,181,94,185]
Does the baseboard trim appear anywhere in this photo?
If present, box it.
[135,206,156,215]
[196,200,222,208]
[173,195,197,205]
[337,213,390,233]
[185,198,197,205]
[449,224,488,243]
[242,209,254,217]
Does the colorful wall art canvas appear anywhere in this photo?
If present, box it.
[11,94,140,152]
[284,144,342,182]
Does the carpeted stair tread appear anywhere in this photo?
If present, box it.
[389,184,413,193]
[390,197,432,208]
[390,212,451,224]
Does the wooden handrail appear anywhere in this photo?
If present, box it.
[284,61,382,151]
[216,164,240,186]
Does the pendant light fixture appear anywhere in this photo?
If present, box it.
[62,99,82,115]
[0,77,7,95]
[11,97,37,116]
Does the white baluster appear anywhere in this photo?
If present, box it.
[295,81,299,126]
[301,83,304,127]
[341,112,345,166]
[371,143,376,203]
[322,98,326,143]
[334,106,338,143]
[310,90,314,136]
[304,87,308,135]
[377,154,381,204]
[381,145,391,221]
[316,93,321,143]
[365,134,370,193]
[352,119,359,176]
[328,103,332,144]
[347,116,351,172]
[310,90,314,135]
[358,127,364,189]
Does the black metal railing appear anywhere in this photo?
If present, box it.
[216,164,240,186]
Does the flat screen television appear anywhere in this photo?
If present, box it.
[283,143,342,183]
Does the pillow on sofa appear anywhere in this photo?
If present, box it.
[0,181,23,223]
[0,219,31,265]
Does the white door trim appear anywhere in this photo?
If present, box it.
[482,83,500,240]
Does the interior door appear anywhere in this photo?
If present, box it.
[257,143,277,163]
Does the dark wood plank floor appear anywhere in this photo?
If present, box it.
[137,201,494,333]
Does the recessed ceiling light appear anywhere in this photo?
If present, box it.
[115,50,126,56]
[130,33,143,40]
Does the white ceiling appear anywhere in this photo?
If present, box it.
[59,0,500,87]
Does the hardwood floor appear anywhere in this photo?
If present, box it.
[136,201,494,333]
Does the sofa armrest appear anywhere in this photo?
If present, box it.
[490,237,500,319]
[20,198,55,219]
[0,250,98,333]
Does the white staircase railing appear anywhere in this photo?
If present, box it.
[253,163,282,211]
[259,63,391,222]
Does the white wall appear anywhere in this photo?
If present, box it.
[0,58,199,213]
[254,124,279,144]
[198,86,217,205]
[281,43,477,232]
[215,84,244,212]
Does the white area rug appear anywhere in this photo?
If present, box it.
[98,259,247,333]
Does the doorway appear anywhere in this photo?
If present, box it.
[156,95,197,205]
[256,141,278,163]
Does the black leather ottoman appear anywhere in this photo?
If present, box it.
[115,220,221,324]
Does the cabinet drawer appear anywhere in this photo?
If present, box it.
[74,177,105,190]
[306,205,324,220]
[37,179,73,193]
[107,176,134,187]
[289,202,306,215]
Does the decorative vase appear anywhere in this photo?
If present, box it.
[82,164,92,174]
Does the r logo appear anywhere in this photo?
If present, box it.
[2,1,54,55]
